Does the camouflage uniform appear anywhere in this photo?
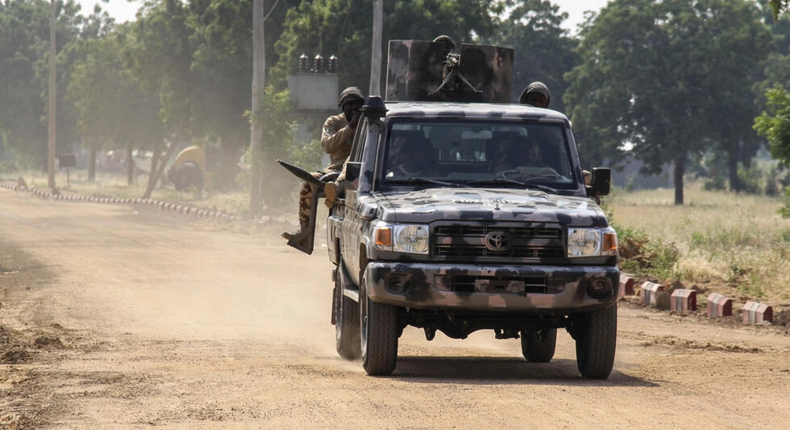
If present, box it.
[284,87,363,241]
[294,114,353,225]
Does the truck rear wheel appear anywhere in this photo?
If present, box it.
[574,303,617,379]
[334,273,360,360]
[360,273,398,376]
[520,328,557,363]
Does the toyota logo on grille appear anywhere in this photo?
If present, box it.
[484,231,511,251]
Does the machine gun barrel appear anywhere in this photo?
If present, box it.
[277,159,326,190]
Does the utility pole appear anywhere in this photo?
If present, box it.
[48,0,57,189]
[369,0,383,96]
[249,0,265,216]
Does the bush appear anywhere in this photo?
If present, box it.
[765,165,782,196]
[737,163,763,195]
[0,159,17,173]
[780,186,790,219]
[612,220,681,281]
[703,175,727,191]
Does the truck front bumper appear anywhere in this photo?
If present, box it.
[365,262,619,313]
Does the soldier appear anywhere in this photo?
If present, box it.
[518,81,591,184]
[384,135,435,178]
[282,87,365,242]
[519,81,551,108]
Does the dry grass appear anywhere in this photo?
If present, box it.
[607,182,790,304]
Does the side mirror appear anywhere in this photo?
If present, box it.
[590,167,611,196]
[345,162,362,191]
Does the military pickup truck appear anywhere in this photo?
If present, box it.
[281,38,618,378]
[320,95,619,378]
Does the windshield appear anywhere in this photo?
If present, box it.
[380,120,576,189]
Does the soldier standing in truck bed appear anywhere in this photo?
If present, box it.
[282,87,365,242]
[519,81,551,108]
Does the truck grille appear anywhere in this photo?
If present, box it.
[432,225,565,260]
[439,275,549,294]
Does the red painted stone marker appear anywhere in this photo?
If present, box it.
[742,301,773,324]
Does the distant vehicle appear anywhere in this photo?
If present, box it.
[167,145,242,191]
[168,145,209,191]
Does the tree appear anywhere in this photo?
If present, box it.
[67,18,161,185]
[0,0,82,169]
[250,0,264,215]
[770,0,789,20]
[189,0,256,189]
[755,86,790,164]
[754,85,790,216]
[697,0,772,192]
[176,0,302,193]
[0,0,50,168]
[565,0,771,204]
[65,3,116,182]
[486,0,579,111]
[127,0,195,198]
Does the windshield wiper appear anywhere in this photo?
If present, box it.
[387,178,471,188]
[469,178,558,194]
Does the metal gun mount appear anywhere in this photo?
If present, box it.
[385,39,513,103]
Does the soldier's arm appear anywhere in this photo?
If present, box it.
[321,118,354,155]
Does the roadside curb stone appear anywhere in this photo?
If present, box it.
[0,180,243,221]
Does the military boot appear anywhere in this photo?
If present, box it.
[324,181,338,208]
[324,180,346,208]
[281,219,310,242]
[281,228,308,242]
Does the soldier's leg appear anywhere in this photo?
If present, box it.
[282,172,323,241]
[323,165,346,208]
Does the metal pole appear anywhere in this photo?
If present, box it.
[249,0,265,216]
[369,0,383,96]
[48,0,57,189]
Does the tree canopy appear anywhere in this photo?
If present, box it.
[565,0,771,204]
[486,0,578,111]
[270,0,501,91]
[2,0,788,206]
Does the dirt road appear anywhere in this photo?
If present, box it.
[1,189,789,429]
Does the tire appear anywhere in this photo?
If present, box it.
[360,273,399,376]
[335,272,360,360]
[574,303,617,380]
[520,328,557,363]
[173,162,203,191]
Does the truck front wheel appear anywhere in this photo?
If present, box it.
[574,303,617,379]
[334,273,360,360]
[360,273,399,376]
[520,328,557,363]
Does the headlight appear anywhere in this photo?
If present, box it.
[568,227,617,257]
[374,223,430,254]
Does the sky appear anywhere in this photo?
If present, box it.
[76,0,611,33]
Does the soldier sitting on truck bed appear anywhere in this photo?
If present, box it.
[282,87,365,242]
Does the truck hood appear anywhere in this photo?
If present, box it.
[374,188,607,227]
